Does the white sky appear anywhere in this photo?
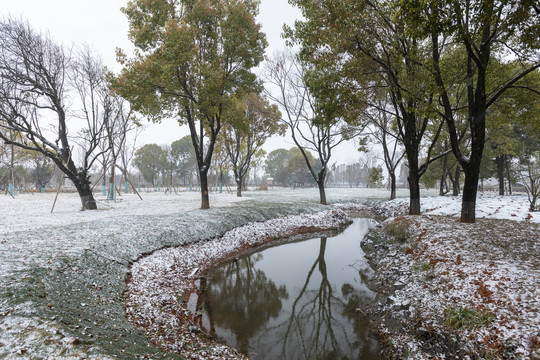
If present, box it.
[0,0,361,165]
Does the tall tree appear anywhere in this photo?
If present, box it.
[286,147,317,187]
[265,148,290,186]
[361,90,405,199]
[112,0,267,209]
[487,64,540,196]
[0,19,112,210]
[171,136,196,186]
[407,0,540,222]
[222,92,284,197]
[286,0,446,214]
[71,47,135,201]
[518,141,540,212]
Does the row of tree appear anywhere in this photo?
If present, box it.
[132,141,384,191]
[1,0,538,220]
[283,0,539,221]
[264,148,385,188]
[0,144,56,191]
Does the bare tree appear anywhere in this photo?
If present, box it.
[105,96,137,199]
[362,92,405,199]
[0,18,111,210]
[265,51,347,205]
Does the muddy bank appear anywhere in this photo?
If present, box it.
[362,209,540,359]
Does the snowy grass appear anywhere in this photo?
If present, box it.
[380,192,540,223]
[0,187,537,359]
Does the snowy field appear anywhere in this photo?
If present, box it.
[0,187,538,359]
[384,192,540,223]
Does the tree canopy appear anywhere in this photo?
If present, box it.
[111,0,267,208]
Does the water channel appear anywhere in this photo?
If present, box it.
[196,218,383,360]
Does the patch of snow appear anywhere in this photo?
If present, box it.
[368,214,539,358]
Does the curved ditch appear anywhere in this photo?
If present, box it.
[124,209,383,359]
[1,189,404,359]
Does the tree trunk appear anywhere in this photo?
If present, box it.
[400,108,422,215]
[459,121,485,223]
[236,175,243,197]
[530,194,537,212]
[505,157,512,195]
[318,181,327,205]
[124,169,129,193]
[452,166,460,196]
[389,172,397,200]
[108,164,115,200]
[440,154,448,196]
[408,171,421,215]
[460,165,480,223]
[317,171,327,205]
[200,170,210,209]
[10,143,15,194]
[495,155,505,196]
[169,162,173,190]
[73,174,97,210]
[406,153,421,215]
[101,162,107,196]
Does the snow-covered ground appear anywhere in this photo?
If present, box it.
[0,187,395,359]
[0,187,537,359]
[366,194,540,359]
[370,216,540,359]
[381,192,540,223]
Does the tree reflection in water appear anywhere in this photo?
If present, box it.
[274,237,381,360]
[203,219,383,360]
[205,254,289,355]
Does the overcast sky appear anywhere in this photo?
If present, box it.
[0,0,361,165]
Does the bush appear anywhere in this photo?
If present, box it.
[384,217,411,243]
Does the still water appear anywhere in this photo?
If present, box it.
[198,218,383,360]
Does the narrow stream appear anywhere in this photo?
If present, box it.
[197,218,383,360]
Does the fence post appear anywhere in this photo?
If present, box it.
[108,183,115,200]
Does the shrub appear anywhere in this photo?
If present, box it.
[413,262,431,271]
[384,217,411,243]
